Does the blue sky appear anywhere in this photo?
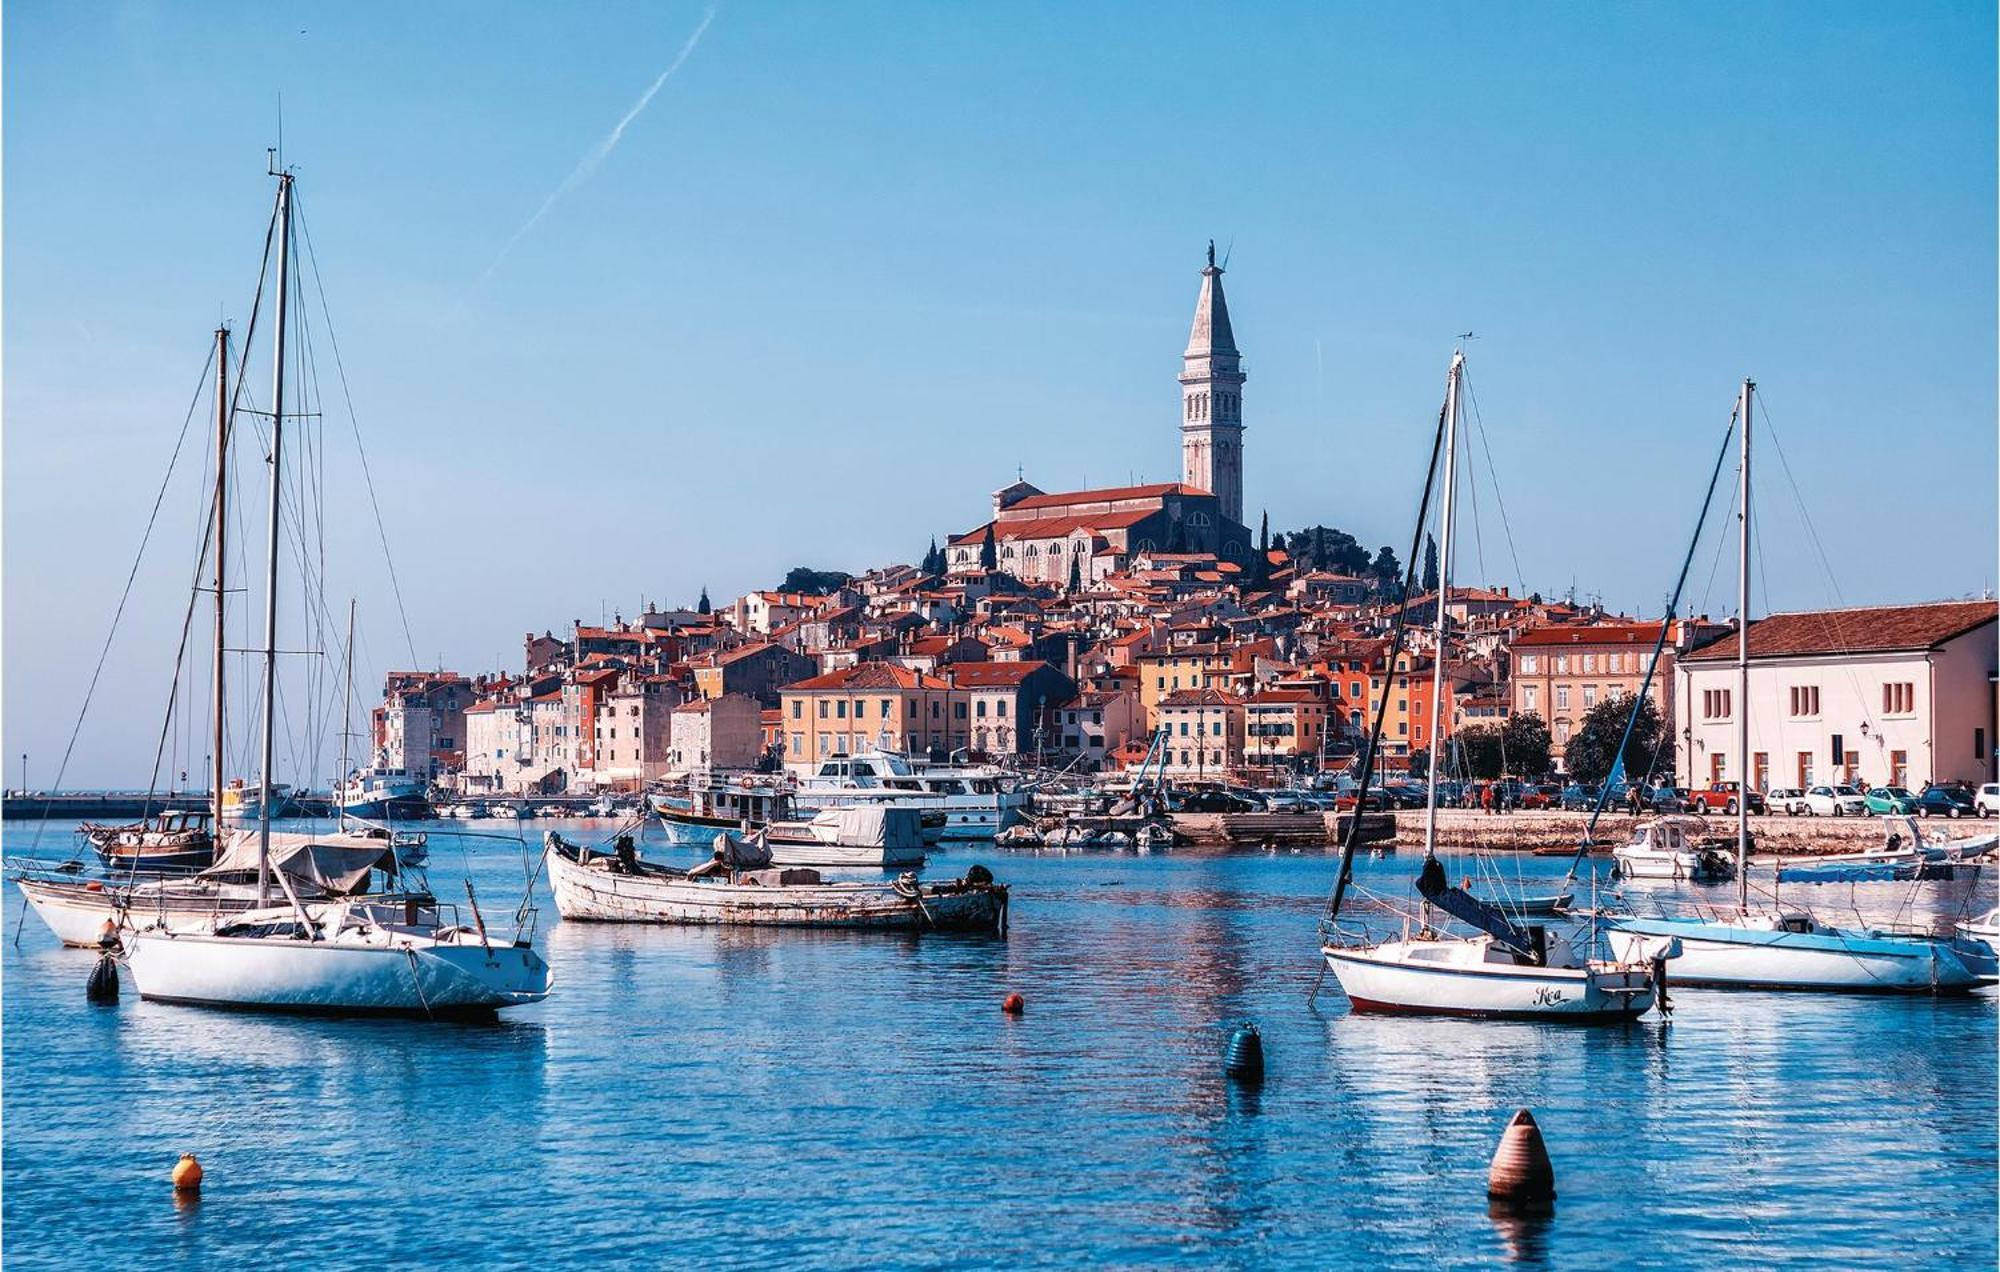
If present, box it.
[6,2,1995,784]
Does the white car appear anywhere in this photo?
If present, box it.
[1768,787,1810,816]
[1801,784,1868,817]
[1979,783,2000,819]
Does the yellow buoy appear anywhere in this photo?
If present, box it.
[171,1153,203,1193]
[1487,1109,1555,1208]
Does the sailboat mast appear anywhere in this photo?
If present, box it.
[1736,377,1754,909]
[211,326,230,832]
[258,170,294,904]
[339,600,355,833]
[1421,351,1463,858]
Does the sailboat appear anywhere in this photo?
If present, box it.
[121,164,549,1017]
[1317,352,1655,1021]
[1602,382,1986,993]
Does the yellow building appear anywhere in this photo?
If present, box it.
[778,662,967,774]
[1157,687,1245,777]
[1136,643,1235,731]
[1244,690,1329,768]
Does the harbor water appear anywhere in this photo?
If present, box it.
[4,818,1995,1268]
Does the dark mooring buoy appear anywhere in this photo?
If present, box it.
[1223,1021,1264,1082]
[1487,1109,1556,1208]
[86,953,120,1004]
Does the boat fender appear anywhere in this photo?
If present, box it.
[1651,955,1672,1017]
[964,864,994,887]
[1223,1022,1264,1083]
[86,953,120,1004]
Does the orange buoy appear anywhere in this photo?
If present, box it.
[1001,992,1025,1015]
[1487,1110,1555,1207]
[171,1153,203,1194]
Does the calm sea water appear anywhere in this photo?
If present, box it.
[4,817,1994,1269]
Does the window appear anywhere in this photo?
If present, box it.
[997,700,1008,718]
[818,734,830,756]
[1556,686,1570,711]
[1710,753,1725,785]
[976,700,988,718]
[1882,682,1914,715]
[1518,655,1537,674]
[1797,751,1814,787]
[1788,686,1821,718]
[789,734,802,755]
[790,701,802,719]
[818,701,828,719]
[1554,721,1571,744]
[1582,686,1597,709]
[1524,686,1539,712]
[881,699,893,718]
[1179,722,1189,736]
[1555,656,1570,674]
[1702,689,1731,720]
[954,702,967,720]
[1890,749,1909,787]
[1753,752,1769,791]
[836,701,847,719]
[1583,654,1598,673]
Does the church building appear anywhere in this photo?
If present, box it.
[947,245,1257,587]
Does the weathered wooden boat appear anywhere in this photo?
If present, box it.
[544,831,1006,932]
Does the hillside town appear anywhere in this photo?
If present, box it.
[370,250,2000,804]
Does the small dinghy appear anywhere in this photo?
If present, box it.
[544,831,1007,932]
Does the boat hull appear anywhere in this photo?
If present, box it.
[1607,916,1985,993]
[1321,943,1651,1021]
[124,931,549,1017]
[547,850,1003,932]
[14,876,253,947]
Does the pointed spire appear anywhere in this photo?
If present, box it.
[1186,243,1238,357]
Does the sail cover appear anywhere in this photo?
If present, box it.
[203,829,393,892]
[816,805,925,851]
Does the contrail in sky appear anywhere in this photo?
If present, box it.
[480,5,718,283]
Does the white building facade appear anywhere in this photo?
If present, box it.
[1676,601,1997,792]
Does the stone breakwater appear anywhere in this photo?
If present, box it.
[1392,808,1970,856]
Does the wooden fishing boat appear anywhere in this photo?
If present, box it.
[82,810,216,873]
[544,831,1006,932]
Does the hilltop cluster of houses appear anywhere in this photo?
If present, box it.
[369,247,1999,798]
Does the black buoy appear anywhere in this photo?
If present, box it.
[86,953,120,1004]
[1224,1021,1264,1082]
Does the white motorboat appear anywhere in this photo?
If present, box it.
[1607,911,1988,993]
[1315,352,1654,1022]
[124,897,549,1018]
[486,802,526,820]
[1612,817,1735,883]
[793,750,1029,840]
[761,805,927,869]
[335,766,429,820]
[544,831,1005,931]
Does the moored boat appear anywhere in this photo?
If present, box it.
[760,805,927,868]
[544,831,1005,931]
[82,809,216,873]
[1612,817,1735,883]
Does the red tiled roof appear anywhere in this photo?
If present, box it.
[786,662,949,692]
[1159,687,1241,707]
[1681,601,1996,661]
[1511,621,1674,649]
[945,661,1057,687]
[1005,482,1185,512]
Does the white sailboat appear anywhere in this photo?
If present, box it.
[122,164,549,1017]
[1318,351,1654,1021]
[1603,381,1985,993]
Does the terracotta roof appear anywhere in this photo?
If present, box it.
[1248,689,1322,705]
[1004,482,1185,512]
[946,661,1058,687]
[1681,601,1996,661]
[1511,621,1674,649]
[786,662,949,692]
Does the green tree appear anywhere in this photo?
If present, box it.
[1501,712,1553,777]
[1456,724,1507,780]
[979,525,997,570]
[778,567,853,596]
[696,587,711,615]
[1562,693,1663,785]
[1422,534,1439,593]
[1370,545,1403,596]
[1067,553,1082,593]
[1278,525,1370,575]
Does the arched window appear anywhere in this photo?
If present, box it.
[1025,544,1039,557]
[1001,545,1015,560]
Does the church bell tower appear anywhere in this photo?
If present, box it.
[1179,241,1245,524]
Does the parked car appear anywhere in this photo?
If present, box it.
[1687,781,1766,816]
[1862,786,1918,816]
[1914,784,1976,819]
[1768,787,1810,816]
[1558,782,1600,811]
[1649,786,1695,814]
[1517,783,1561,810]
[1979,783,2000,819]
[1379,783,1428,810]
[1801,784,1868,817]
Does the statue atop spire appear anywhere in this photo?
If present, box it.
[1207,238,1215,268]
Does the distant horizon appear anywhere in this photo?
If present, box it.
[6,2,1994,784]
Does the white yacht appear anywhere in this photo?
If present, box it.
[335,766,429,820]
[793,751,1029,840]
